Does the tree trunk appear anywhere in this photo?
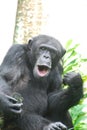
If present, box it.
[13,0,43,44]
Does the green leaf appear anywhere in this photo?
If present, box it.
[64,40,87,130]
[65,39,73,49]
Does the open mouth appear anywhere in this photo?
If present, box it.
[37,65,50,77]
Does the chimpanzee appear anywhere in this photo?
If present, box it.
[0,35,83,130]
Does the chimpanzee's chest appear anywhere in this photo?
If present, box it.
[19,81,48,115]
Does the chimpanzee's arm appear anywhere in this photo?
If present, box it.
[48,72,83,112]
[0,44,26,115]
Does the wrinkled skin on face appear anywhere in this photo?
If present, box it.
[27,35,66,79]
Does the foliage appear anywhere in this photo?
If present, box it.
[63,39,87,130]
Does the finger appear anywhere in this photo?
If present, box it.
[49,124,60,130]
[11,108,22,114]
[50,126,60,130]
[50,128,56,130]
[10,103,23,111]
[6,95,18,103]
[56,122,67,130]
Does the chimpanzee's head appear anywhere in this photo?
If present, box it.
[28,35,66,79]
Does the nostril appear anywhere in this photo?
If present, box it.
[44,55,49,59]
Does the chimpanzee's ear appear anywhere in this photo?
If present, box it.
[61,47,66,57]
[58,44,66,59]
[27,38,33,50]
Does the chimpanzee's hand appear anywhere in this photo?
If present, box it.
[0,93,23,114]
[44,122,67,130]
[63,72,83,88]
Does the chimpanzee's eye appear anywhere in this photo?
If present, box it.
[40,47,46,51]
[39,46,46,55]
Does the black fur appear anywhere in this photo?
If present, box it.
[0,35,83,130]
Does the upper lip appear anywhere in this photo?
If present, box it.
[37,64,51,69]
